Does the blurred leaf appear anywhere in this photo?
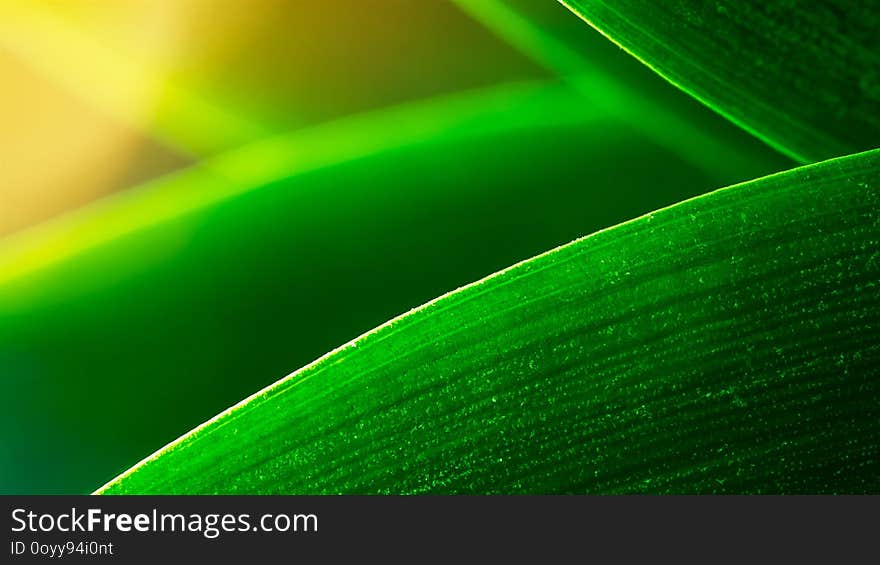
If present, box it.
[0,81,576,286]
[0,1,265,156]
[1,81,756,493]
[0,50,187,236]
[99,149,880,494]
[0,0,544,156]
[560,0,880,163]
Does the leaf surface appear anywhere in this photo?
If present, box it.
[561,0,880,162]
[100,149,880,494]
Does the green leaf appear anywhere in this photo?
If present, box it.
[98,149,880,494]
[453,0,794,179]
[560,0,880,163]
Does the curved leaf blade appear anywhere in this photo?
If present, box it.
[560,0,880,163]
[452,0,794,179]
[100,149,880,494]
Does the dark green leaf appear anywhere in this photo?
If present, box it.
[561,0,880,162]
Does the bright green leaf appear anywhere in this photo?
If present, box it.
[99,149,880,494]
